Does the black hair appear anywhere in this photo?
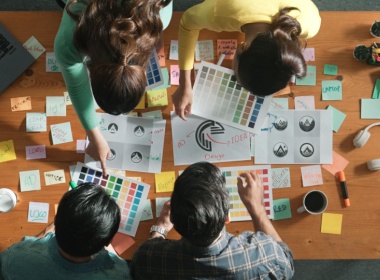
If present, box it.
[55,182,120,257]
[170,162,229,247]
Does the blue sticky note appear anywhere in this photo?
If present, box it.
[296,65,316,86]
[20,170,41,192]
[51,122,73,145]
[151,68,170,91]
[323,64,338,75]
[372,79,380,99]
[46,96,66,116]
[322,80,342,100]
[26,112,47,132]
[327,105,346,132]
[273,198,292,220]
[361,99,380,119]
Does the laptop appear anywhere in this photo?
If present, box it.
[0,23,35,93]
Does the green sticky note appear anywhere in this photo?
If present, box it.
[372,79,380,99]
[151,68,170,91]
[361,99,380,119]
[273,198,292,220]
[322,80,342,100]
[296,65,316,86]
[323,64,338,75]
[326,105,346,132]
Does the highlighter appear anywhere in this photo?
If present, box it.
[338,171,350,207]
[69,180,77,189]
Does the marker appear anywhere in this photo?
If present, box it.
[69,180,77,189]
[338,171,350,207]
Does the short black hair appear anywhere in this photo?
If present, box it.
[55,182,120,257]
[170,162,229,247]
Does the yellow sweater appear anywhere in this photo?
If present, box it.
[178,0,321,70]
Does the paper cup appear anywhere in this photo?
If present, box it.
[0,188,17,213]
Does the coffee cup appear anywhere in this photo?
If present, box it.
[0,188,17,213]
[297,190,328,214]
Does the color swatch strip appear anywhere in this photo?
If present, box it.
[72,162,150,237]
[145,49,164,90]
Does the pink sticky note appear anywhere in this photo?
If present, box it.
[322,151,349,176]
[111,232,135,255]
[76,140,86,153]
[25,145,46,160]
[170,65,180,85]
[217,39,237,60]
[302,48,315,61]
[301,165,323,187]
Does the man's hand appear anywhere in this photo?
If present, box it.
[151,201,173,238]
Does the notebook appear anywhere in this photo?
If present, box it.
[0,23,35,93]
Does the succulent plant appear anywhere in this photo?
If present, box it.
[353,45,370,61]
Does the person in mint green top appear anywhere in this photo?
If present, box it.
[55,0,173,175]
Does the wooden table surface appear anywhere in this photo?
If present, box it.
[0,11,380,260]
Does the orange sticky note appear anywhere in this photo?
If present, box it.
[111,232,135,255]
[155,171,175,193]
[217,39,237,60]
[322,151,349,176]
[11,96,32,111]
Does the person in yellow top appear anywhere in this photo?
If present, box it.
[172,0,321,120]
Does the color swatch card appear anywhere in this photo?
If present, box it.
[192,61,272,135]
[84,113,165,173]
[221,165,273,220]
[171,112,251,165]
[255,110,333,164]
[145,49,164,91]
[72,162,150,236]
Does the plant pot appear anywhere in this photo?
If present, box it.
[370,21,380,37]
[353,45,370,61]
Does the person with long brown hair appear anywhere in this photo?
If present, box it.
[172,0,320,120]
[54,0,172,174]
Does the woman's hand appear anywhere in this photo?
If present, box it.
[86,127,111,176]
[172,69,192,120]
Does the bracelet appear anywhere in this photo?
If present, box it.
[150,225,167,238]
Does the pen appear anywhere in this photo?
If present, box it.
[69,180,77,189]
[338,171,350,207]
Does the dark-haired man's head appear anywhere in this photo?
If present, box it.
[170,162,229,247]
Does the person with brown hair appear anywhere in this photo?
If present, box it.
[172,0,320,120]
[54,0,172,174]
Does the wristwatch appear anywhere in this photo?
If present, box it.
[150,225,167,238]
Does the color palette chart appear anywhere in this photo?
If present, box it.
[72,162,150,237]
[221,165,273,221]
[192,61,272,135]
[145,49,164,90]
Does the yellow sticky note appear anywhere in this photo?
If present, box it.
[321,213,343,235]
[135,93,146,109]
[147,88,168,107]
[0,140,17,163]
[155,171,175,193]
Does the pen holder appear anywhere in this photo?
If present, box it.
[353,43,380,66]
[0,188,17,213]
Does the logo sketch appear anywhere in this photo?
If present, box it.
[195,120,225,151]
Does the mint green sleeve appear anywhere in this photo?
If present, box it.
[54,10,99,131]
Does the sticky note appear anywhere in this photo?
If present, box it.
[46,52,61,72]
[28,202,49,223]
[155,171,175,193]
[361,99,380,119]
[301,165,323,187]
[11,96,31,111]
[26,112,47,132]
[20,170,41,192]
[296,65,316,86]
[46,96,66,116]
[111,232,135,255]
[195,40,214,61]
[322,80,342,100]
[301,48,315,61]
[26,145,46,160]
[108,169,126,177]
[142,110,163,120]
[126,177,141,182]
[140,199,153,221]
[51,122,73,145]
[321,213,343,234]
[23,36,45,59]
[295,96,315,110]
[135,93,146,109]
[322,151,349,176]
[217,39,237,60]
[170,64,180,85]
[64,91,72,105]
[76,140,86,153]
[270,98,289,110]
[147,88,168,107]
[272,168,291,188]
[169,40,178,60]
[323,64,338,75]
[250,137,255,156]
[151,68,170,90]
[273,198,292,220]
[372,79,380,99]
[326,105,346,132]
[156,197,170,217]
[44,169,66,186]
[0,140,17,163]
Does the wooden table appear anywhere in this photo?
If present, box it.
[0,11,380,260]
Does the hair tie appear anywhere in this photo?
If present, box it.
[119,55,128,67]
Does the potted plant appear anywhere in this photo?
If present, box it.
[353,45,370,61]
[370,21,380,37]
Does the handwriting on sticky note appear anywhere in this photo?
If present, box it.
[26,112,47,132]
[301,165,323,187]
[147,88,168,107]
[46,52,61,72]
[28,202,49,223]
[270,98,288,110]
[23,36,45,59]
[26,145,46,160]
[11,96,31,111]
[273,198,292,220]
[272,168,291,188]
[140,199,153,221]
[323,64,338,75]
[64,91,72,105]
[295,96,315,110]
[155,171,175,193]
[322,80,342,100]
[169,40,178,60]
[195,40,214,61]
[46,96,66,116]
[20,170,41,192]
[44,169,66,186]
[170,64,180,85]
[217,39,237,60]
[0,140,17,163]
[302,48,315,61]
[51,122,73,145]
[155,197,170,217]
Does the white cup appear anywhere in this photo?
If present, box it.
[0,188,17,213]
[297,190,328,214]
